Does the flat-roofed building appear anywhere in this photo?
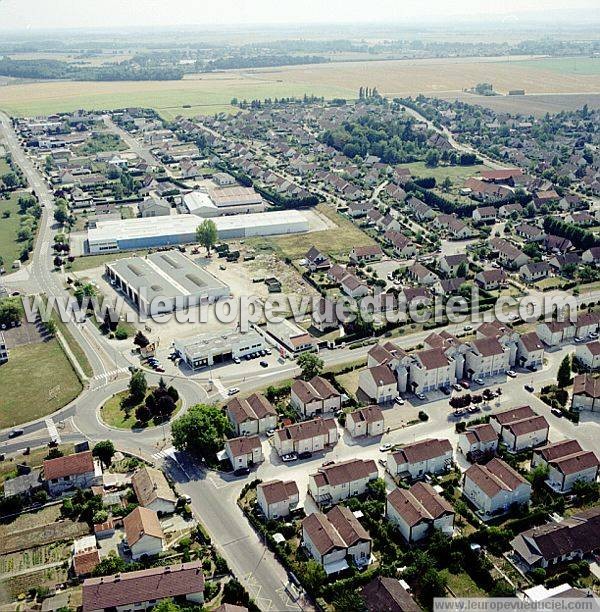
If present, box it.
[174,330,266,369]
[106,250,230,315]
[87,210,309,253]
[183,187,265,217]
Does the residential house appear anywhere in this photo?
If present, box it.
[224,435,263,469]
[384,231,416,258]
[498,202,523,218]
[256,480,300,519]
[410,197,435,221]
[582,247,600,266]
[340,274,369,299]
[549,253,581,273]
[490,406,549,452]
[123,506,165,560]
[575,341,600,370]
[462,458,532,517]
[82,561,204,612]
[386,482,455,542]
[138,196,171,218]
[305,246,331,272]
[302,505,372,574]
[475,268,507,291]
[410,348,455,394]
[465,337,510,379]
[440,254,468,277]
[517,332,545,368]
[533,189,559,207]
[571,373,600,412]
[489,238,530,269]
[349,245,383,264]
[308,458,378,505]
[520,262,551,283]
[457,424,499,457]
[472,206,497,223]
[531,440,599,493]
[273,417,339,456]
[44,451,100,496]
[510,506,600,570]
[226,393,277,435]
[386,438,453,481]
[358,364,397,404]
[291,376,342,417]
[360,576,421,612]
[575,311,600,339]
[515,223,545,242]
[345,406,385,438]
[407,262,439,286]
[131,466,177,515]
[312,297,345,333]
[536,321,575,347]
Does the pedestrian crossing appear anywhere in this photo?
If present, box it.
[45,418,61,445]
[90,367,129,383]
[151,446,177,462]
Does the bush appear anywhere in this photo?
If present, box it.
[418,411,429,421]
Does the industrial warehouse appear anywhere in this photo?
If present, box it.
[174,329,267,369]
[105,250,230,315]
[182,187,266,216]
[86,210,310,254]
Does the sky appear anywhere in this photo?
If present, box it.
[0,0,598,30]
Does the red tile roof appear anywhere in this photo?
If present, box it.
[43,451,95,481]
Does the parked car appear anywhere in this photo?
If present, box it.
[473,378,484,386]
[551,408,563,418]
[394,396,405,405]
[259,360,269,368]
[8,429,24,439]
[266,429,275,437]
[416,392,426,401]
[452,383,462,392]
[298,451,313,460]
[467,405,480,414]
[507,370,517,378]
[379,443,392,452]
[227,387,240,396]
[281,452,298,462]
[233,357,241,364]
[460,380,470,389]
[527,364,538,372]
[524,384,534,393]
[234,467,251,476]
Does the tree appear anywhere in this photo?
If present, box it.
[1,172,17,189]
[557,354,571,388]
[441,176,452,192]
[133,330,150,348]
[45,447,64,460]
[456,261,468,278]
[128,370,147,402]
[0,298,21,326]
[303,559,326,594]
[196,219,218,254]
[425,149,440,168]
[53,204,69,225]
[297,352,324,380]
[152,601,182,612]
[331,590,366,612]
[172,404,232,460]
[92,440,115,468]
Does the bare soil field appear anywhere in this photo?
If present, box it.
[1,55,599,119]
[438,92,600,116]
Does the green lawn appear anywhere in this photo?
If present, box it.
[67,250,148,272]
[0,339,82,428]
[0,157,11,175]
[0,191,25,270]
[101,388,181,430]
[440,569,489,597]
[52,316,94,378]
[397,161,488,183]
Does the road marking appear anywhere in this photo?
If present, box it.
[45,418,61,444]
[90,367,129,384]
[212,378,228,399]
[151,446,177,461]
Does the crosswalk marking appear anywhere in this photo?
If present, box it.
[152,446,177,462]
[45,418,61,444]
[90,367,129,383]
[212,378,228,399]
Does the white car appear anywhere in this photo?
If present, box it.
[507,370,517,378]
[266,429,275,437]
[394,396,405,405]
[416,392,426,401]
[227,387,240,396]
[473,378,484,385]
[379,443,392,452]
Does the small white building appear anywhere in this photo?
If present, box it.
[273,417,339,457]
[387,438,453,481]
[516,332,545,369]
[462,458,531,517]
[291,376,342,417]
[358,365,397,404]
[410,348,455,394]
[309,459,378,506]
[131,466,177,515]
[465,337,510,379]
[43,451,101,496]
[457,424,499,456]
[536,321,576,347]
[345,405,385,438]
[571,373,600,412]
[123,506,165,560]
[256,480,300,520]
[575,341,600,371]
[225,393,278,436]
[224,435,263,469]
[302,505,372,574]
[386,482,455,542]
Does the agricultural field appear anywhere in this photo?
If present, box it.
[1,55,600,119]
[498,57,600,76]
[0,339,82,428]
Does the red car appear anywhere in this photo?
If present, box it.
[460,380,470,389]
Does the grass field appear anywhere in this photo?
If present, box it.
[0,339,82,428]
[498,57,600,76]
[101,388,181,430]
[68,249,148,272]
[1,55,600,119]
[247,203,376,261]
[398,161,487,182]
[0,443,74,488]
[0,191,25,270]
[440,569,489,597]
